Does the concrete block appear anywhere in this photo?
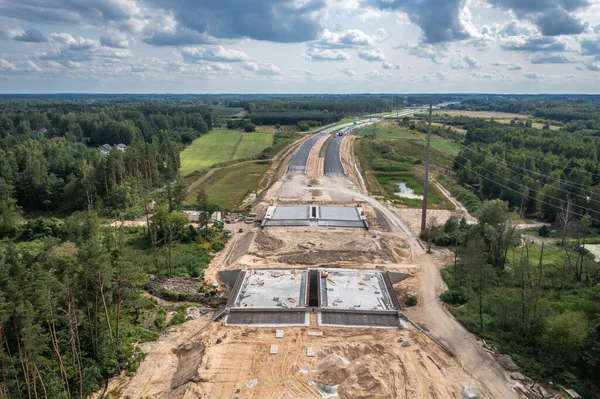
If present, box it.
[275,330,284,338]
[306,347,315,357]
[308,331,324,337]
[269,344,279,355]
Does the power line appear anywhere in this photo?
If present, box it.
[433,141,600,222]
[462,128,600,179]
[444,142,600,206]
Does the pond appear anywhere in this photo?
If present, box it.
[395,182,423,200]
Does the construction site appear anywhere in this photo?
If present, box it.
[101,122,545,399]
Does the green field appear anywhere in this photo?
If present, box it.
[180,130,242,176]
[360,125,416,139]
[376,174,447,208]
[234,132,273,160]
[185,162,270,210]
[211,106,245,117]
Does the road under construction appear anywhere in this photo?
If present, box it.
[104,121,530,399]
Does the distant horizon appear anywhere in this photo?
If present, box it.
[1,92,600,96]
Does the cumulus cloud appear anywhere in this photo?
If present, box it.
[486,0,590,36]
[241,61,281,75]
[362,0,477,43]
[100,31,129,49]
[180,46,250,63]
[530,53,575,64]
[381,62,393,69]
[374,28,390,43]
[400,43,448,64]
[0,0,141,27]
[358,48,386,61]
[146,0,325,43]
[142,27,214,46]
[585,62,600,71]
[491,61,523,70]
[339,67,357,76]
[450,54,482,69]
[305,47,350,61]
[501,36,567,52]
[313,29,374,49]
[14,29,47,43]
[0,58,17,71]
[524,72,543,79]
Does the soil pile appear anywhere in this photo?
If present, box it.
[314,343,398,399]
[253,231,284,252]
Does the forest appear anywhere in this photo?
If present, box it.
[417,98,600,397]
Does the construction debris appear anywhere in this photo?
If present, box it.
[306,347,315,357]
[269,344,279,355]
[275,330,284,338]
[308,331,324,337]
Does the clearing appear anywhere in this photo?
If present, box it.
[180,130,273,176]
[433,110,530,119]
[184,162,270,210]
[234,132,273,160]
[180,130,241,176]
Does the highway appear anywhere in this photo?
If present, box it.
[287,121,367,174]
[324,135,345,175]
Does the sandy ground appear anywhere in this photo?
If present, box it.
[103,312,493,399]
[105,122,551,399]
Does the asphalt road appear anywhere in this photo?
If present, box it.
[288,121,366,174]
[324,135,345,175]
[287,132,327,173]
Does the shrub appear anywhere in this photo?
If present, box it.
[244,123,256,132]
[405,295,418,307]
[440,286,471,305]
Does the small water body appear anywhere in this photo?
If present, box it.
[395,182,423,200]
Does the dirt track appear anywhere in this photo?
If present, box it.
[106,123,530,398]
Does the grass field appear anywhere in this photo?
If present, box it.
[234,132,273,160]
[185,162,270,210]
[211,106,245,117]
[433,110,529,119]
[376,174,447,208]
[360,124,417,139]
[180,130,242,176]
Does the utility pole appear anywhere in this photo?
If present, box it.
[420,102,433,233]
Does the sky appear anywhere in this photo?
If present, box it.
[1,0,600,94]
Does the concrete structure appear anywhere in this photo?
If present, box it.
[223,268,403,328]
[262,205,368,229]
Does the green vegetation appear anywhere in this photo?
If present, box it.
[376,175,446,208]
[431,200,600,397]
[180,130,242,176]
[234,132,273,160]
[187,162,270,210]
[211,106,244,117]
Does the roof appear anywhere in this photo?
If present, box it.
[100,144,112,151]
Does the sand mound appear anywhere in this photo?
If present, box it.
[253,231,285,252]
[314,343,397,399]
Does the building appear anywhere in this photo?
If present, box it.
[98,144,112,155]
[117,143,127,151]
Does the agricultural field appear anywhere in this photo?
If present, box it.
[234,132,273,160]
[180,130,241,176]
[185,162,270,210]
[180,130,274,176]
[433,110,529,119]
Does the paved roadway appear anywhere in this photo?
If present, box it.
[287,121,367,174]
[324,135,345,175]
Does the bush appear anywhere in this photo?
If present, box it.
[405,295,418,307]
[538,225,551,237]
[440,286,471,305]
[244,123,256,132]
